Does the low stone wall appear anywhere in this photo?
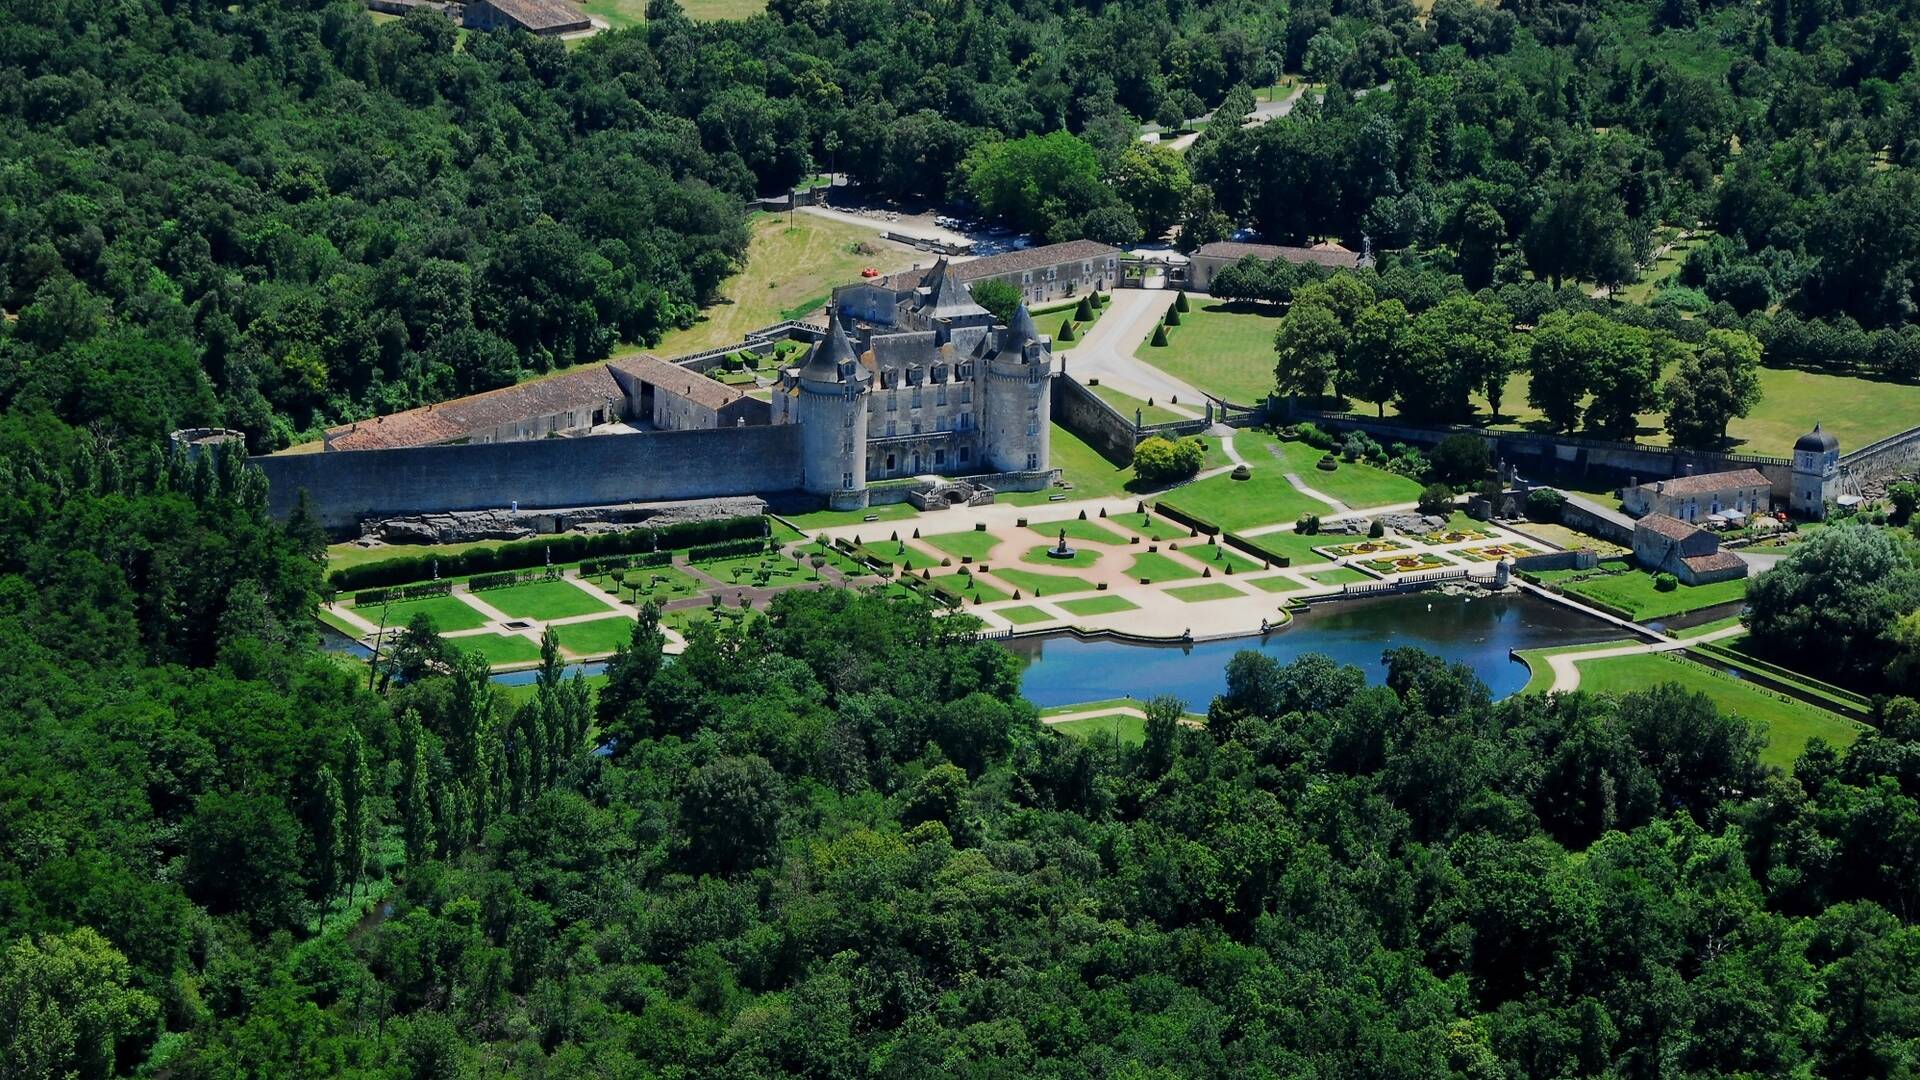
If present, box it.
[1051,373,1136,466]
[253,425,805,533]
[1512,549,1599,574]
[1560,500,1635,546]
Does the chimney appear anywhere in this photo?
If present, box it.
[1629,475,1637,489]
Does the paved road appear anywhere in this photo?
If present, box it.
[1057,290,1213,411]
[795,205,973,250]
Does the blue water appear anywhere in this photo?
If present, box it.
[490,661,609,686]
[1007,591,1623,710]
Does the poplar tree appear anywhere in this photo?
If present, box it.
[313,766,345,924]
[340,725,369,903]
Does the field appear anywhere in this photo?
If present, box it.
[1307,566,1372,586]
[922,530,1000,560]
[644,214,919,357]
[1134,301,1282,404]
[1089,382,1188,424]
[1570,653,1865,771]
[577,0,768,31]
[1158,467,1324,531]
[1236,529,1339,567]
[1246,574,1308,593]
[994,605,1055,625]
[1057,595,1139,616]
[450,633,544,668]
[352,593,489,633]
[1028,518,1131,546]
[785,502,918,530]
[1181,542,1263,574]
[1051,713,1149,745]
[1000,424,1135,505]
[1241,433,1425,508]
[1394,365,1920,457]
[479,580,616,622]
[992,568,1098,597]
[1125,552,1200,582]
[1020,544,1102,569]
[1556,563,1749,620]
[1166,583,1246,603]
[549,615,640,659]
[936,573,1010,604]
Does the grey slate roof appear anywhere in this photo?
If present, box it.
[1194,241,1363,268]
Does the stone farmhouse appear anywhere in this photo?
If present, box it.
[844,240,1122,310]
[458,0,590,34]
[321,355,760,452]
[1631,513,1749,585]
[1621,468,1772,525]
[1189,240,1370,291]
[774,259,1055,507]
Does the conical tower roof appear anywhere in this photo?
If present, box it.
[799,310,859,383]
[1007,302,1041,344]
[922,259,989,319]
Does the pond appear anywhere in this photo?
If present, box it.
[1007,590,1626,710]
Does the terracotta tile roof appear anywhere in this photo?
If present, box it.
[1647,469,1771,497]
[479,0,590,31]
[1635,513,1702,542]
[1682,551,1747,575]
[1194,241,1362,268]
[606,354,746,411]
[325,364,625,451]
[881,240,1123,290]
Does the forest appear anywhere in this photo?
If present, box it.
[8,0,1920,1074]
[7,0,1920,448]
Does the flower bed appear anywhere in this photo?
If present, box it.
[1424,526,1495,544]
[1359,552,1456,575]
[1319,538,1408,559]
[1451,542,1544,563]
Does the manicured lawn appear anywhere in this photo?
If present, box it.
[1240,432,1425,509]
[1246,574,1307,593]
[328,537,510,576]
[1000,424,1135,505]
[1134,301,1283,404]
[1089,382,1188,424]
[1126,551,1200,582]
[991,568,1100,597]
[1159,467,1325,531]
[1236,529,1338,567]
[645,213,918,356]
[922,530,1001,560]
[862,541,945,572]
[695,550,810,587]
[479,580,617,622]
[1181,542,1263,574]
[1029,518,1131,545]
[1572,653,1865,772]
[786,502,919,530]
[1166,583,1247,603]
[550,615,640,659]
[1557,562,1749,620]
[994,605,1056,625]
[449,633,544,668]
[1051,713,1149,745]
[1511,641,1635,695]
[795,541,874,579]
[352,593,490,633]
[1117,513,1193,541]
[1057,595,1140,616]
[935,572,1011,604]
[1674,615,1745,639]
[1020,544,1103,569]
[1308,566,1372,586]
[589,565,705,605]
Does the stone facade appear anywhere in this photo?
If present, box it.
[1791,423,1842,519]
[775,260,1055,508]
[1631,513,1748,586]
[1621,468,1771,524]
[1190,241,1369,291]
[836,240,1123,314]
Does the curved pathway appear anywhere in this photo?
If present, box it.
[1544,623,1748,693]
[1284,472,1349,512]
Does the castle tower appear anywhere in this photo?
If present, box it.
[794,310,872,508]
[1790,422,1841,519]
[981,304,1052,476]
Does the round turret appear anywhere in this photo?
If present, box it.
[981,303,1052,475]
[795,310,871,507]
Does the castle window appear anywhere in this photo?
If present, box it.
[843,410,853,428]
[843,472,854,489]
[961,385,972,404]
[886,420,896,436]
[935,449,946,466]
[887,393,897,412]
[885,454,895,471]
[843,438,853,454]
[1026,453,1038,470]
[959,447,970,463]
[911,420,921,435]
[1022,272,1032,284]
[911,387,922,408]
[880,368,895,389]
[958,363,973,379]
[936,386,947,405]
[1028,421,1039,437]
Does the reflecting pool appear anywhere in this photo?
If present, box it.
[1006,590,1625,709]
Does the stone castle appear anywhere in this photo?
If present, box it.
[773,259,1054,509]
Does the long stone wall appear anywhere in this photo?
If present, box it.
[1842,424,1920,488]
[1050,373,1136,466]
[254,426,805,531]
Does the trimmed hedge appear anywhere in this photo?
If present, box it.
[688,537,769,562]
[579,550,674,575]
[353,580,453,606]
[1153,500,1220,538]
[329,515,764,590]
[467,571,524,592]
